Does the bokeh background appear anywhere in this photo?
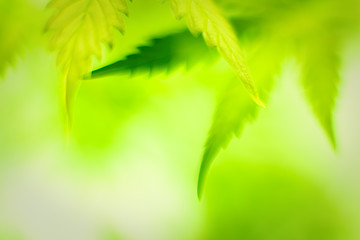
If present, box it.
[1,0,360,239]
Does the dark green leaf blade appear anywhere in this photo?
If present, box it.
[90,31,218,79]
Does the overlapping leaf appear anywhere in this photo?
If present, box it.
[46,0,129,130]
[170,0,265,107]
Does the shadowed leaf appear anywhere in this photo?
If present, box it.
[90,30,218,79]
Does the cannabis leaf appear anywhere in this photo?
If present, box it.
[90,31,218,79]
[170,0,265,107]
[298,32,341,149]
[197,36,286,198]
[46,0,129,130]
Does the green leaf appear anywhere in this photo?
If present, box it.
[46,0,129,132]
[170,0,265,107]
[298,32,340,149]
[197,38,285,198]
[90,31,218,79]
[0,0,32,78]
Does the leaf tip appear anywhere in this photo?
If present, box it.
[197,184,203,200]
[197,170,206,200]
[325,123,337,151]
[197,147,217,200]
[253,96,266,108]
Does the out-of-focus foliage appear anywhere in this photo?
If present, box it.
[203,160,349,240]
[217,0,360,151]
[298,33,340,149]
[0,0,34,78]
[45,0,129,130]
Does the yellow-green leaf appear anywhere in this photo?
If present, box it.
[46,0,129,131]
[170,0,264,107]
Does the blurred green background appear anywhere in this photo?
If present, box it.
[1,0,360,239]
